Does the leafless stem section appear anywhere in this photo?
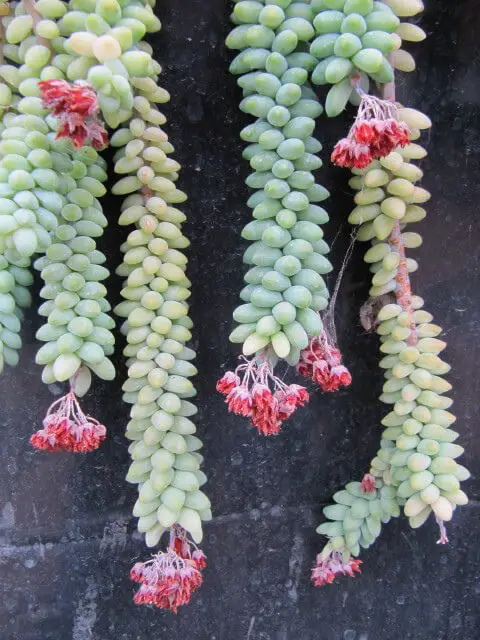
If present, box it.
[382,72,418,346]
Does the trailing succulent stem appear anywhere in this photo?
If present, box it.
[110,20,210,613]
[222,0,355,437]
[312,0,469,587]
[1,0,209,610]
[0,3,113,451]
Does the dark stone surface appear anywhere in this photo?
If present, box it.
[1,1,479,638]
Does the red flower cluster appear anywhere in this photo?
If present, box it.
[331,118,410,169]
[131,528,206,612]
[331,92,410,169]
[30,391,106,453]
[311,551,362,587]
[38,79,108,150]
[217,357,309,436]
[297,330,351,392]
[360,473,376,494]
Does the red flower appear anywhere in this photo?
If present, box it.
[276,384,310,422]
[30,391,106,453]
[38,79,73,115]
[30,417,72,452]
[86,120,109,150]
[69,85,98,117]
[219,357,309,435]
[360,473,376,493]
[298,330,352,393]
[132,527,205,612]
[56,114,89,148]
[311,359,330,387]
[353,121,377,144]
[192,549,207,570]
[287,384,309,406]
[311,551,362,588]
[328,365,352,390]
[39,80,98,117]
[216,371,240,395]
[251,383,274,411]
[38,79,108,149]
[226,386,252,417]
[331,137,373,169]
[331,93,411,169]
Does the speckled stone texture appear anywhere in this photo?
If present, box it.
[1,1,479,639]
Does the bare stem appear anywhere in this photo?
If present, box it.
[381,70,418,346]
[389,222,417,345]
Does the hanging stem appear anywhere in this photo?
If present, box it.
[382,71,418,346]
[389,222,418,345]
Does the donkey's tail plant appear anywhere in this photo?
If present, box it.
[308,0,425,117]
[0,0,209,611]
[0,3,114,451]
[0,0,208,607]
[109,17,210,612]
[311,0,470,587]
[222,0,354,436]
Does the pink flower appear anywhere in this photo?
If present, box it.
[360,473,376,493]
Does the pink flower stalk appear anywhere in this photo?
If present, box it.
[217,356,309,436]
[131,527,205,612]
[38,79,108,150]
[360,473,376,493]
[331,92,410,169]
[436,517,449,545]
[30,390,106,453]
[297,330,351,393]
[311,550,362,587]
